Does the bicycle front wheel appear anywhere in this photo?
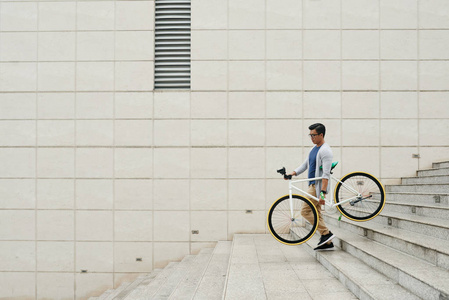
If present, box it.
[335,172,386,221]
[267,194,319,245]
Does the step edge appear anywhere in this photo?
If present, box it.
[386,183,449,187]
[378,211,449,229]
[167,246,217,299]
[324,213,449,256]
[304,236,417,300]
[418,166,449,172]
[191,241,233,298]
[331,227,449,297]
[151,255,198,298]
[380,192,449,195]
[188,241,228,298]
[403,174,449,180]
[221,237,236,300]
[125,262,180,299]
[383,201,449,210]
[103,281,133,300]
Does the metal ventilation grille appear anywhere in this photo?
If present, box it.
[155,0,191,89]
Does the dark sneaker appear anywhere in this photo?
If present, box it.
[314,242,335,251]
[317,231,335,247]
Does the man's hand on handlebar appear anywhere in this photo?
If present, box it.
[284,171,296,180]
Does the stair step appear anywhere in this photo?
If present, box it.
[223,234,356,299]
[433,161,449,169]
[372,210,449,240]
[382,200,449,219]
[103,281,132,300]
[377,192,449,205]
[328,226,449,300]
[303,235,420,300]
[417,167,449,177]
[223,235,266,299]
[168,248,215,299]
[98,289,114,300]
[114,272,159,300]
[402,174,449,185]
[333,204,449,240]
[124,262,179,299]
[151,255,198,299]
[324,213,449,271]
[386,183,449,193]
[192,241,232,300]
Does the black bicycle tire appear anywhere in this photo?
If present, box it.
[334,172,386,221]
[267,194,319,245]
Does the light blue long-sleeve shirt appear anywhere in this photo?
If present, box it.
[294,143,333,196]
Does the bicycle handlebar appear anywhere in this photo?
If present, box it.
[277,167,292,180]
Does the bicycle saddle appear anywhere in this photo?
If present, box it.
[320,161,338,170]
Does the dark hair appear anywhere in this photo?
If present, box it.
[309,123,326,137]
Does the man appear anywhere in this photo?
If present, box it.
[286,123,335,251]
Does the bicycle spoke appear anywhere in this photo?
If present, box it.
[268,195,318,244]
[336,173,385,221]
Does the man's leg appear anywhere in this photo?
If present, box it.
[301,184,330,236]
[300,184,316,227]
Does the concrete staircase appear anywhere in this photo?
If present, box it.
[90,160,449,300]
[89,235,356,300]
[315,160,449,300]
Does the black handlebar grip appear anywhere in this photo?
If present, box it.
[277,167,286,175]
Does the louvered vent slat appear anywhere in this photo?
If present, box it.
[155,0,191,90]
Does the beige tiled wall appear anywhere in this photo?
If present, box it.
[1,0,449,298]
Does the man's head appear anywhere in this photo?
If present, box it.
[308,123,325,145]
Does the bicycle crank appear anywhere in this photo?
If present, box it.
[350,194,373,206]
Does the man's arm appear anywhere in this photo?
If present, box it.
[320,147,333,193]
[289,158,308,177]
[321,178,328,192]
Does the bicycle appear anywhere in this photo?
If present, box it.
[267,161,386,245]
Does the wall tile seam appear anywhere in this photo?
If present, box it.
[0,118,154,120]
[263,0,268,227]
[1,208,273,211]
[151,0,156,272]
[226,0,230,242]
[188,89,449,92]
[111,0,118,287]
[188,0,192,255]
[378,0,382,179]
[8,117,449,121]
[73,0,79,294]
[3,28,449,32]
[339,0,343,168]
[417,0,421,170]
[91,205,263,210]
[191,28,449,31]
[2,142,444,146]
[0,30,155,33]
[0,91,151,93]
[0,60,155,63]
[34,0,38,297]
[0,0,157,2]
[192,59,449,61]
[4,59,449,63]
[0,145,440,149]
[4,89,449,93]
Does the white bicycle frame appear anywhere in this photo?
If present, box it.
[287,175,362,217]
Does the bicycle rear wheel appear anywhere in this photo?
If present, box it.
[334,172,385,221]
[267,194,319,245]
